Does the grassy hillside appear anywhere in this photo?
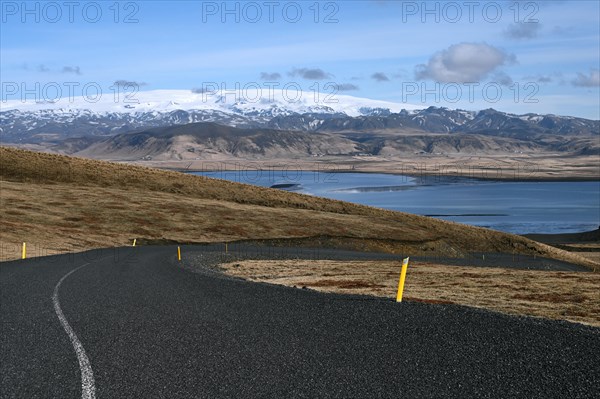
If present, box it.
[1,146,597,270]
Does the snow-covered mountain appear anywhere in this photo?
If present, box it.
[1,89,598,144]
[0,89,422,142]
[1,88,420,117]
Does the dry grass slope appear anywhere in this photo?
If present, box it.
[1,147,598,270]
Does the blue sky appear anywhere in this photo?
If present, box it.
[1,0,599,118]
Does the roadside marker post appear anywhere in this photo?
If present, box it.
[396,257,410,303]
[132,239,136,247]
[21,242,26,260]
[225,242,228,254]
[177,246,181,261]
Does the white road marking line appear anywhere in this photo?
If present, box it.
[53,262,96,399]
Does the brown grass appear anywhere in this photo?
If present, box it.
[221,260,600,327]
[1,147,598,271]
[575,252,600,263]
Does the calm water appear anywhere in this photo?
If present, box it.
[193,170,600,235]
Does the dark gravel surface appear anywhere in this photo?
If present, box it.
[1,246,599,398]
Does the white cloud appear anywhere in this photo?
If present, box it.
[114,80,147,88]
[415,43,516,83]
[504,23,541,40]
[572,69,600,87]
[62,66,82,75]
[260,72,281,80]
[492,72,513,86]
[371,72,390,82]
[336,83,359,91]
[289,68,333,80]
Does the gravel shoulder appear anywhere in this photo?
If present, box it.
[178,243,599,327]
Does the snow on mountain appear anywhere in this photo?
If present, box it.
[1,89,421,117]
[1,90,597,145]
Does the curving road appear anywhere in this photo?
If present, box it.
[1,246,599,398]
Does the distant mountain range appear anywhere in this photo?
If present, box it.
[73,122,360,160]
[0,89,414,142]
[2,89,598,141]
[62,121,596,161]
[1,89,598,158]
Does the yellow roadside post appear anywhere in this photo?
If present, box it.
[177,246,181,261]
[21,242,26,260]
[225,242,228,254]
[132,238,136,247]
[395,257,410,302]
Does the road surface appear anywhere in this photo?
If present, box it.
[1,246,599,398]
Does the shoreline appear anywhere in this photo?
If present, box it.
[5,145,599,182]
[121,152,600,183]
[163,166,600,183]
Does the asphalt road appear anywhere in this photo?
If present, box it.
[1,246,599,398]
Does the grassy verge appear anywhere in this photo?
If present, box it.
[221,260,600,327]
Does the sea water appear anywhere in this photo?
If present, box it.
[193,170,600,235]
